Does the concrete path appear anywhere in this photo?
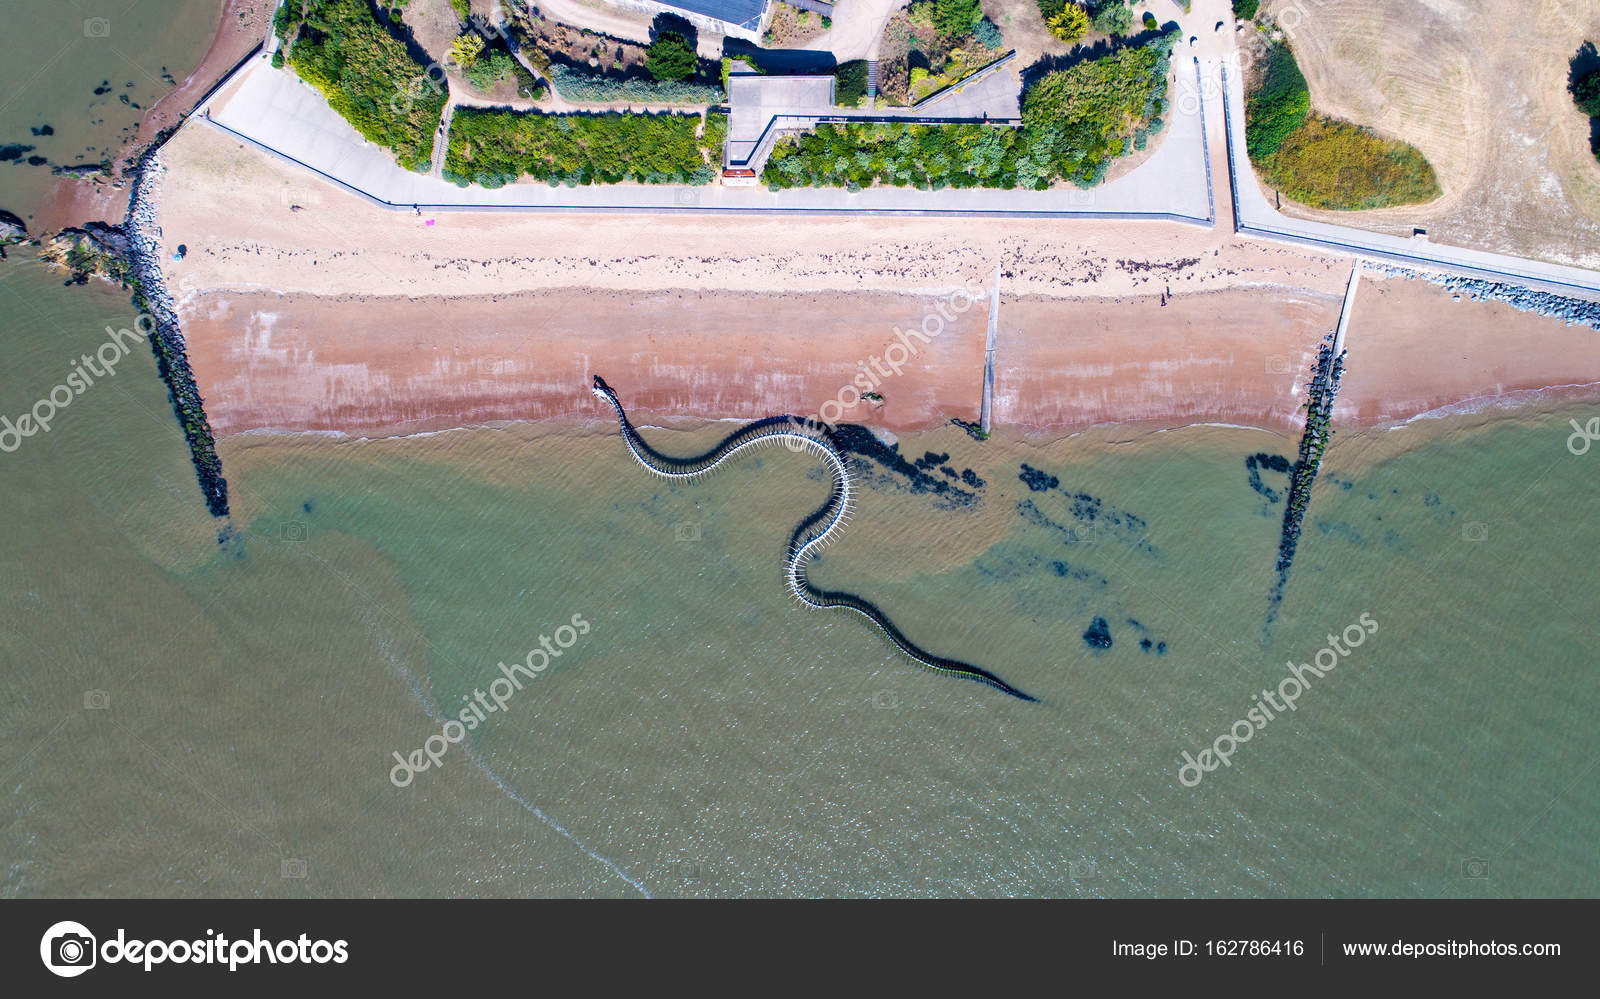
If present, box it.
[205,54,1213,220]
[1211,54,1600,301]
[801,0,901,61]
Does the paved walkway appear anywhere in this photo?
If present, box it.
[204,53,1213,220]
[192,12,1600,299]
[1210,55,1600,301]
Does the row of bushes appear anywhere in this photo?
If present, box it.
[282,0,446,172]
[544,64,722,105]
[765,32,1174,191]
[444,108,725,186]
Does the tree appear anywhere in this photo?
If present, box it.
[932,0,983,37]
[646,32,697,82]
[1575,70,1600,117]
[1232,0,1260,19]
[1047,4,1090,43]
[446,31,484,67]
[1091,0,1132,36]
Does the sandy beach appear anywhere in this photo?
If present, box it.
[154,121,1600,443]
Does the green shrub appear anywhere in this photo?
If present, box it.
[1259,113,1440,209]
[1574,69,1600,117]
[1035,0,1067,21]
[1245,42,1310,160]
[1047,5,1090,43]
[286,0,446,172]
[973,17,1003,50]
[272,2,297,42]
[450,0,470,18]
[1091,0,1132,37]
[765,32,1173,191]
[1142,11,1157,30]
[445,108,717,185]
[646,31,698,82]
[1232,0,1260,19]
[547,64,721,104]
[463,48,543,99]
[932,0,982,36]
[834,60,869,105]
[701,109,728,163]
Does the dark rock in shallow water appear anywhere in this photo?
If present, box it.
[0,208,26,244]
[30,124,53,136]
[1083,616,1113,649]
[1019,463,1059,492]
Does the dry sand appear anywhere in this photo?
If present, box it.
[156,107,1600,444]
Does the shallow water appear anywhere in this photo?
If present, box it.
[0,0,217,224]
[3,256,1597,897]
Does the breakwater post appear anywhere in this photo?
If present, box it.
[980,262,999,435]
[124,148,229,516]
[1266,265,1356,624]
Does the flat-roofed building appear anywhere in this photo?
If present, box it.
[607,0,774,42]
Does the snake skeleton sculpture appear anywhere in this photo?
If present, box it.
[593,376,1036,702]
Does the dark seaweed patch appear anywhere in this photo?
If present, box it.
[829,424,980,508]
[1083,616,1113,649]
[1019,463,1059,492]
[1245,452,1291,503]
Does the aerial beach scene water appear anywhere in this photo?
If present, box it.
[3,0,1599,916]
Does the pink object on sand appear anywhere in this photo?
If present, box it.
[425,219,435,226]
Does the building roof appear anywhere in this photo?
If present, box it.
[658,0,769,32]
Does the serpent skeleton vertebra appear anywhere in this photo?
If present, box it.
[593,376,1036,703]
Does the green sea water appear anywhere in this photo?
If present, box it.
[2,252,1597,897]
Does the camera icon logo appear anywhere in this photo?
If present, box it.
[674,522,701,542]
[870,689,899,710]
[40,920,97,977]
[1265,355,1293,375]
[281,857,309,879]
[281,521,308,543]
[1462,521,1488,542]
[672,859,702,882]
[1461,857,1489,879]
[84,689,110,710]
[1067,188,1095,207]
[674,187,701,206]
[84,17,111,37]
[1068,857,1099,880]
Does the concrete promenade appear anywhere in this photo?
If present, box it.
[201,52,1214,222]
[1209,56,1600,301]
[191,32,1600,300]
